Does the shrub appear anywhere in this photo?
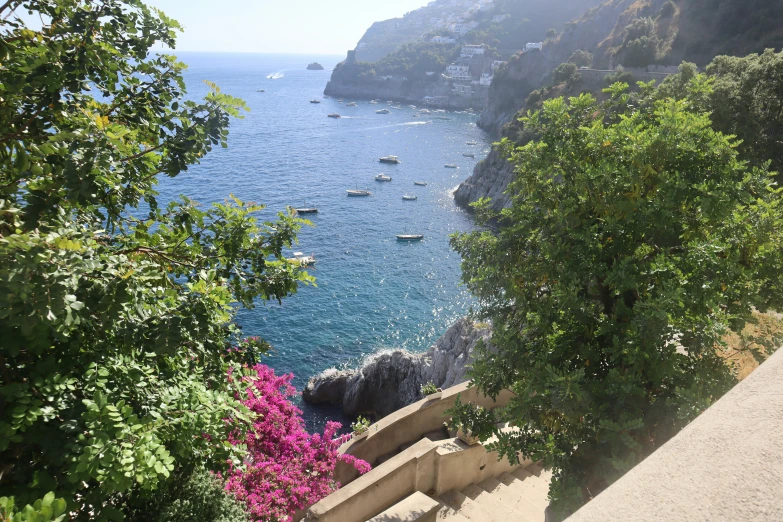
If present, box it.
[421,382,440,396]
[123,469,250,522]
[451,84,783,514]
[225,366,371,522]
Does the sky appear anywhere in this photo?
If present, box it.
[146,0,432,55]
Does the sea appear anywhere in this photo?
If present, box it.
[153,53,491,431]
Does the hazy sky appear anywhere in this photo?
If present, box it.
[146,0,431,55]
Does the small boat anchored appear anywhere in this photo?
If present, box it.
[328,113,341,118]
[445,164,458,169]
[376,109,390,114]
[402,195,418,201]
[413,181,428,186]
[288,252,316,266]
[346,189,372,197]
[375,174,392,182]
[294,205,318,214]
[379,155,400,164]
[463,153,475,158]
[466,141,478,145]
[396,234,424,241]
[345,101,358,107]
[310,99,321,104]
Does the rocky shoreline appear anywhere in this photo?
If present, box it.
[303,318,491,417]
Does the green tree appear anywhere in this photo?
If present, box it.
[567,50,593,68]
[0,0,310,518]
[451,85,783,515]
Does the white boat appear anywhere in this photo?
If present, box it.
[402,195,418,201]
[466,141,478,145]
[345,102,358,107]
[288,252,316,266]
[445,164,458,169]
[414,181,428,186]
[463,153,475,158]
[396,234,424,241]
[375,174,392,182]
[420,109,431,114]
[376,109,390,114]
[370,100,379,104]
[379,155,400,164]
[346,189,372,197]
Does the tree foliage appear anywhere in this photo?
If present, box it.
[0,0,311,518]
[451,83,783,514]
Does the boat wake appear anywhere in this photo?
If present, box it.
[266,71,285,80]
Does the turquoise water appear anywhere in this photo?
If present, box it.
[155,53,490,429]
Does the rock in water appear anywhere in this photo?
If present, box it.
[307,62,324,71]
[303,318,491,417]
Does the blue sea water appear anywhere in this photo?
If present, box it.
[154,53,491,430]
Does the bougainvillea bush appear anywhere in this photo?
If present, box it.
[225,365,371,521]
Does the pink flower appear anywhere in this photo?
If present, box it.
[224,365,371,521]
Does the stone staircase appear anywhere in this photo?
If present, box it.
[367,463,551,522]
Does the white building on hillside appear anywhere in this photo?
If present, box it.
[480,72,493,86]
[451,21,478,36]
[460,44,485,58]
[525,42,543,52]
[453,84,473,96]
[491,60,507,70]
[431,36,457,44]
[445,64,472,81]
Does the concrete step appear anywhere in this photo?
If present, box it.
[498,474,549,519]
[434,504,472,522]
[524,463,553,484]
[367,491,440,522]
[481,475,545,522]
[438,490,495,522]
[461,483,521,521]
[506,471,550,512]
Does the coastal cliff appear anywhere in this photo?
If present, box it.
[303,318,491,417]
[453,146,515,213]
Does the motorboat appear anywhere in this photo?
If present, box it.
[402,195,418,201]
[257,89,265,92]
[288,252,316,266]
[376,109,390,114]
[295,207,318,214]
[379,155,400,164]
[345,102,358,107]
[413,181,428,186]
[375,174,392,182]
[420,109,431,114]
[463,153,475,158]
[466,141,478,145]
[370,100,379,104]
[396,234,424,241]
[328,113,341,118]
[445,164,458,169]
[310,99,321,104]
[346,189,372,197]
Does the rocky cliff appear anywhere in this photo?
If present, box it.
[453,145,515,214]
[302,318,491,417]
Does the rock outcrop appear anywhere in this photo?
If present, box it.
[453,146,516,213]
[303,318,491,417]
[307,62,325,71]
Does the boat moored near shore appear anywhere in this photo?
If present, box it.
[402,195,418,201]
[379,155,400,164]
[328,113,341,118]
[375,174,392,182]
[346,189,372,197]
[396,234,424,241]
[413,181,428,186]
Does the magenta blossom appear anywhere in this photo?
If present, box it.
[225,365,370,521]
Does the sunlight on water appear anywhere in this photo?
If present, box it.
[156,52,493,430]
